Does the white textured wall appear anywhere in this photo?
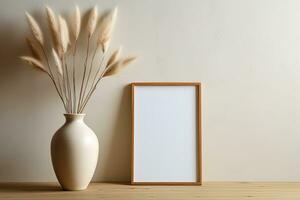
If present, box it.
[1,0,300,182]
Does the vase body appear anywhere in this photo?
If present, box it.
[51,114,99,191]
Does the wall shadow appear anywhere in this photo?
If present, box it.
[0,13,59,181]
[99,84,132,182]
[0,20,32,181]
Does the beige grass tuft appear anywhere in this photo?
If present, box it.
[25,12,44,45]
[106,47,122,67]
[52,48,63,76]
[87,6,98,37]
[70,5,81,41]
[26,37,41,60]
[58,15,70,53]
[103,55,136,77]
[45,6,62,56]
[20,56,47,73]
[98,7,118,52]
[121,56,137,67]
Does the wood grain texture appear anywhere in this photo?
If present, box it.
[130,82,202,185]
[1,182,300,200]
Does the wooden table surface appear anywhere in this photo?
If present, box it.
[0,182,300,200]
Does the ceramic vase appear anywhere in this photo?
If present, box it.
[51,114,99,191]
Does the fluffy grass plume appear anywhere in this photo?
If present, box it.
[26,37,41,60]
[122,56,137,67]
[70,5,81,41]
[106,47,121,67]
[52,48,63,76]
[58,15,70,53]
[98,7,118,52]
[102,7,118,39]
[87,6,98,37]
[20,56,47,73]
[45,6,61,55]
[25,12,44,45]
[104,55,136,77]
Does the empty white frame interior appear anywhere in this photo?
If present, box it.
[132,84,200,183]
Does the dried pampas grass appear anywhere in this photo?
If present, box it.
[20,56,47,73]
[103,61,120,77]
[101,7,118,39]
[25,12,44,45]
[98,7,118,52]
[104,55,136,77]
[87,6,98,37]
[21,5,137,114]
[70,5,81,41]
[52,48,63,76]
[45,6,61,54]
[26,37,41,60]
[106,47,121,67]
[58,15,70,53]
[122,56,137,67]
[100,36,110,53]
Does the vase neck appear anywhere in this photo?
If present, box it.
[64,114,86,122]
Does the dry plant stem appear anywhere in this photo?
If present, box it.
[57,75,65,105]
[79,53,106,113]
[72,41,78,113]
[78,36,90,112]
[61,57,70,112]
[64,58,70,112]
[82,50,107,103]
[79,62,108,113]
[40,46,67,111]
[56,73,67,109]
[60,73,69,112]
[41,48,66,110]
[79,70,105,113]
[48,73,67,112]
[81,45,99,109]
[61,57,67,111]
[54,65,65,107]
[64,56,72,112]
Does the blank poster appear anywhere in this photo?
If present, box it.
[132,83,201,184]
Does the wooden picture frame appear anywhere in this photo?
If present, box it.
[131,82,202,185]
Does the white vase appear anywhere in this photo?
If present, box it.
[51,114,99,191]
